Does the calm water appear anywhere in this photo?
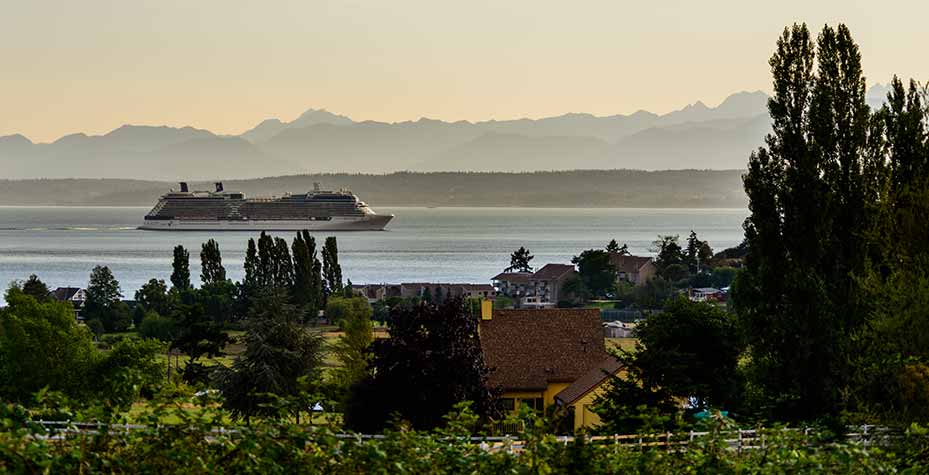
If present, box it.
[0,207,747,302]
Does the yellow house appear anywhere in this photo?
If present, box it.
[479,308,609,420]
[554,358,624,431]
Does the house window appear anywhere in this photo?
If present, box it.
[517,398,545,412]
[499,398,515,411]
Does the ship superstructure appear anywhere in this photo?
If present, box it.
[140,182,393,231]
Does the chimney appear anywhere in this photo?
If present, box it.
[179,182,189,193]
[481,299,493,320]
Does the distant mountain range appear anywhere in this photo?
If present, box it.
[0,85,893,180]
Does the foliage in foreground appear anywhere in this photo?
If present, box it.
[0,402,925,474]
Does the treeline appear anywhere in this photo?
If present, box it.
[0,231,364,418]
[0,169,747,208]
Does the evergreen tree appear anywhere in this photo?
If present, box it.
[653,235,687,281]
[606,240,630,256]
[322,236,343,296]
[170,245,191,290]
[504,246,534,273]
[199,239,226,286]
[216,290,324,423]
[21,274,50,302]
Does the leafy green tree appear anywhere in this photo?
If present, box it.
[199,239,226,286]
[0,287,98,402]
[344,298,496,432]
[322,236,343,297]
[171,302,229,364]
[171,245,191,290]
[216,290,324,422]
[596,298,742,433]
[83,265,128,332]
[134,278,173,316]
[504,246,534,273]
[327,296,374,404]
[0,288,161,406]
[21,274,50,302]
[92,338,164,407]
[571,249,616,298]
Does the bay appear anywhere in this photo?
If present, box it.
[0,206,748,302]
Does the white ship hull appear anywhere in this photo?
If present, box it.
[139,214,393,231]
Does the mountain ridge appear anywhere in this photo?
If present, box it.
[0,88,847,179]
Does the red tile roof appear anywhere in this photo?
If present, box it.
[529,264,576,281]
[480,308,608,392]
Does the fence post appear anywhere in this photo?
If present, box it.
[862,425,869,448]
[738,430,743,454]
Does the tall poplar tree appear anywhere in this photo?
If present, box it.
[292,231,323,317]
[171,245,191,290]
[322,236,343,297]
[200,239,226,286]
[735,23,874,421]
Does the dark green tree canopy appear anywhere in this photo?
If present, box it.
[571,249,616,298]
[21,274,50,302]
[344,298,496,432]
[134,278,172,316]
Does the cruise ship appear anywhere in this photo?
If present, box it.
[140,182,393,231]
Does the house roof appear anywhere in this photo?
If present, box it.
[461,284,495,292]
[554,357,623,406]
[610,254,654,274]
[50,287,82,301]
[480,308,608,392]
[491,272,532,284]
[529,264,576,281]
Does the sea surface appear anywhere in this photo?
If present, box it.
[0,207,748,303]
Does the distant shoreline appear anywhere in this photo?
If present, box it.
[0,170,749,208]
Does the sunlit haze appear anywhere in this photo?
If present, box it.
[2,0,927,142]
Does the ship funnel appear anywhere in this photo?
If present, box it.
[179,182,189,193]
[215,182,224,192]
[313,182,320,192]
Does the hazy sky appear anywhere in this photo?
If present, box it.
[2,0,926,142]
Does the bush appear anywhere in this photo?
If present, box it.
[138,312,177,342]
